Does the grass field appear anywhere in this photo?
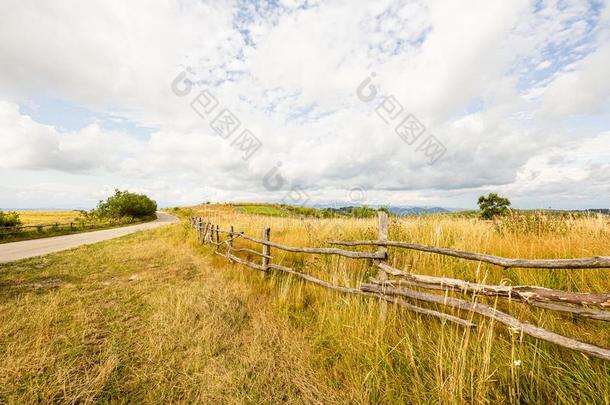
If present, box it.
[1,204,609,403]
[14,210,82,225]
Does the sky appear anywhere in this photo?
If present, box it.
[0,0,609,210]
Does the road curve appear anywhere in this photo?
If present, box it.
[0,212,178,264]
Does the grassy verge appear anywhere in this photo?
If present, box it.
[0,223,348,403]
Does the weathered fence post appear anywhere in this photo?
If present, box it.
[200,218,206,243]
[262,227,271,275]
[215,225,220,252]
[204,222,210,244]
[376,211,389,319]
[228,225,234,254]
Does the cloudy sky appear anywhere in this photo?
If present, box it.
[1,0,609,210]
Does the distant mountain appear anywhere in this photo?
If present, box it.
[311,203,459,216]
[514,208,610,216]
[386,206,452,216]
[584,209,610,215]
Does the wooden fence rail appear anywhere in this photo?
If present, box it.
[0,220,124,236]
[329,240,610,269]
[188,214,610,361]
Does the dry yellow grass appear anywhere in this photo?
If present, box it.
[15,210,81,225]
[0,223,347,403]
[188,204,610,403]
[1,204,609,403]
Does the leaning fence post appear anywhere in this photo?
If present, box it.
[376,211,389,319]
[262,227,271,275]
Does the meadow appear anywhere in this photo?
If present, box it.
[14,210,82,225]
[186,204,610,403]
[0,204,608,403]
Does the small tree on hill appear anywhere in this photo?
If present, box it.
[477,193,511,219]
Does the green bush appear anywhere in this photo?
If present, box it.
[0,211,22,227]
[96,189,157,220]
[350,205,377,218]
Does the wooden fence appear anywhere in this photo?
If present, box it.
[0,219,133,237]
[189,213,610,361]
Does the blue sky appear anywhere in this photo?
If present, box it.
[19,96,157,138]
[0,0,609,210]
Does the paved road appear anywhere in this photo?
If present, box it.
[0,212,178,264]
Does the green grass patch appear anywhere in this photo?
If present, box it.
[236,205,289,217]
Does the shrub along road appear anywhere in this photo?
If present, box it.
[0,212,177,264]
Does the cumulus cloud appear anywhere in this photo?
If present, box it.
[0,101,143,172]
[540,44,610,117]
[0,0,609,208]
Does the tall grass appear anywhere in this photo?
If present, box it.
[190,204,610,403]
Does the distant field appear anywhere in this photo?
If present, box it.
[15,210,81,225]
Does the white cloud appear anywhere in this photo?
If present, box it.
[535,60,552,71]
[540,44,610,117]
[0,101,144,172]
[0,0,609,209]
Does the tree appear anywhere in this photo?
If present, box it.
[477,193,511,219]
[96,189,157,220]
